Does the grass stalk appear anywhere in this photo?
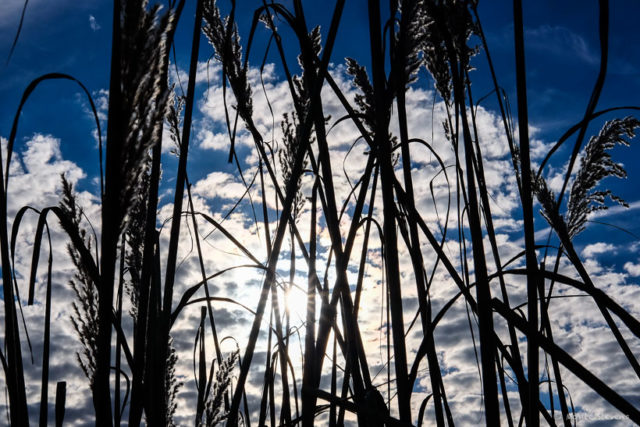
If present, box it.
[493,298,640,423]
[367,0,411,420]
[392,6,447,420]
[96,2,127,422]
[37,224,53,427]
[301,180,319,426]
[185,179,227,408]
[196,307,207,422]
[512,0,539,424]
[55,381,66,427]
[450,33,500,427]
[554,0,609,209]
[162,0,203,330]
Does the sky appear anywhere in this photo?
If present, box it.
[1,0,640,425]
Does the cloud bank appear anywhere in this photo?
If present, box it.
[1,61,639,426]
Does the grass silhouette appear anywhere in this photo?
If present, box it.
[1,0,639,425]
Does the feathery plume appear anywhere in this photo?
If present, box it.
[346,57,376,134]
[420,0,479,103]
[59,176,99,385]
[165,337,182,426]
[202,0,253,122]
[202,350,240,426]
[566,116,640,238]
[534,116,639,240]
[166,88,186,156]
[116,0,175,234]
[396,0,430,87]
[279,112,309,222]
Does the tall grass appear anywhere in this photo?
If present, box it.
[2,0,640,425]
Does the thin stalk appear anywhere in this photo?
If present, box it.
[472,6,521,193]
[513,1,539,424]
[269,355,277,427]
[555,0,609,209]
[258,310,274,427]
[162,0,203,329]
[367,0,411,421]
[329,334,338,427]
[269,272,292,425]
[96,0,126,422]
[291,4,372,402]
[186,178,226,410]
[538,254,571,427]
[127,0,189,414]
[196,307,207,422]
[537,289,571,427]
[443,26,500,427]
[465,69,528,418]
[393,11,446,421]
[301,180,319,426]
[493,299,640,424]
[229,2,348,423]
[258,158,272,256]
[55,381,66,427]
[143,233,164,425]
[128,143,161,426]
[38,226,53,427]
[353,166,379,317]
[497,357,514,427]
[146,3,203,424]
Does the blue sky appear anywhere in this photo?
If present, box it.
[1,0,640,425]
[3,1,640,205]
[3,1,640,163]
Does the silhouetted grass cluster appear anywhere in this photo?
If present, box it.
[1,0,639,425]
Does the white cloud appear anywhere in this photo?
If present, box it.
[2,58,639,426]
[170,60,221,90]
[88,14,100,31]
[5,134,87,214]
[581,242,616,259]
[197,128,229,151]
[624,261,640,277]
[192,171,249,201]
[1,133,99,426]
[188,62,640,424]
[90,88,108,121]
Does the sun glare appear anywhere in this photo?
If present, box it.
[284,285,311,325]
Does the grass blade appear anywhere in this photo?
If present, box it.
[55,381,66,427]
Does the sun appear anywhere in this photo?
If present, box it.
[284,285,312,325]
